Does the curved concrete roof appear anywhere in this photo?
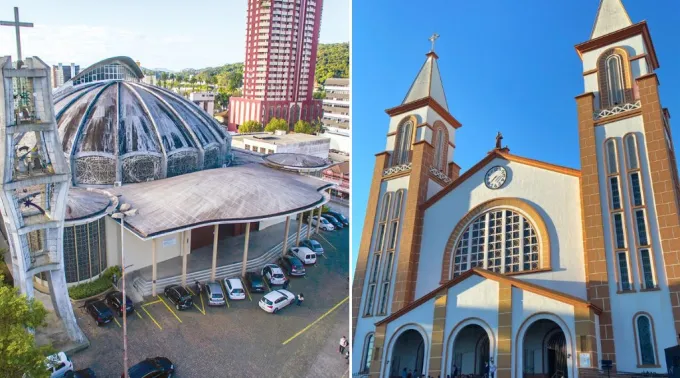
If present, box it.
[105,163,333,239]
[65,188,112,223]
[262,153,330,170]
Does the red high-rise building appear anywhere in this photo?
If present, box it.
[229,0,324,131]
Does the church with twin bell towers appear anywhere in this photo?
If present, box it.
[352,1,680,377]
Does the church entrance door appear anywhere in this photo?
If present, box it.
[522,319,568,378]
[452,324,491,377]
[389,329,425,378]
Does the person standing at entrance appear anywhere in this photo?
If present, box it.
[452,363,458,378]
[406,369,413,378]
[484,362,489,378]
[402,368,408,378]
[489,361,496,378]
[339,336,347,354]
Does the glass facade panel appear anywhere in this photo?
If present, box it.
[630,173,643,206]
[606,140,618,174]
[613,213,626,249]
[625,135,639,169]
[62,219,107,283]
[640,249,655,289]
[609,177,621,209]
[635,210,648,246]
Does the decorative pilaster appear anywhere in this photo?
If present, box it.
[496,282,512,378]
[428,293,448,377]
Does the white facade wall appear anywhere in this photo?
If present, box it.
[418,158,586,300]
[442,276,499,376]
[595,116,675,373]
[512,288,578,378]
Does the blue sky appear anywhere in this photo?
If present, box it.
[351,0,680,270]
[0,0,348,70]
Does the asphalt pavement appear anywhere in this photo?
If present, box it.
[70,227,350,377]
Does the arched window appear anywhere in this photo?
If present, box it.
[635,314,657,366]
[624,134,640,170]
[377,189,404,315]
[451,208,540,277]
[433,126,448,172]
[606,54,625,106]
[365,192,392,316]
[393,120,414,166]
[361,333,375,373]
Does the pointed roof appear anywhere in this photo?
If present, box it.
[375,268,602,327]
[590,0,633,39]
[422,149,581,210]
[402,52,449,111]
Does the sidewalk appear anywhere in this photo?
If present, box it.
[303,303,350,378]
[137,218,305,281]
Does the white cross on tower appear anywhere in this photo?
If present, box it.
[1,7,34,62]
[429,33,440,52]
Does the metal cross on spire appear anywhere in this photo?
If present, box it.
[1,7,34,62]
[429,33,440,52]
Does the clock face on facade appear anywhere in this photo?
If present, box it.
[485,166,507,190]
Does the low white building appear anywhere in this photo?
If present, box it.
[190,92,215,115]
[232,131,331,159]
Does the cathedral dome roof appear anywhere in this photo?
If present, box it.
[53,57,231,186]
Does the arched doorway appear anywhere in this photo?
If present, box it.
[522,319,568,378]
[389,329,425,378]
[451,324,491,376]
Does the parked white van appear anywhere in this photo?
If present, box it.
[289,246,317,265]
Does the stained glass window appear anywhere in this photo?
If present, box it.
[637,315,656,365]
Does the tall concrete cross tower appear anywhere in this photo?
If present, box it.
[0,53,85,342]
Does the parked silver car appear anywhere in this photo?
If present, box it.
[205,281,226,306]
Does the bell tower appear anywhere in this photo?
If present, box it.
[576,0,679,372]
[352,36,462,337]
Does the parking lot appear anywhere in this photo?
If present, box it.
[71,227,350,377]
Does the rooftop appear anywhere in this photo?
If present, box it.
[104,154,332,239]
[233,132,330,146]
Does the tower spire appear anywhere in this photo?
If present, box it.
[590,0,633,39]
[401,34,449,111]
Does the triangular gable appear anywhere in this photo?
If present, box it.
[422,150,581,210]
[376,268,601,327]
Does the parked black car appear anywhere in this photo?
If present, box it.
[163,285,193,310]
[105,291,134,316]
[65,368,96,378]
[321,213,343,229]
[125,357,174,378]
[326,210,349,226]
[244,271,266,293]
[277,254,306,276]
[84,299,113,326]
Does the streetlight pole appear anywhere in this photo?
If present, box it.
[112,203,137,378]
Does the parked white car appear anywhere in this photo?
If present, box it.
[258,289,295,314]
[46,352,73,378]
[224,277,246,300]
[289,246,317,265]
[311,215,335,231]
[262,264,287,285]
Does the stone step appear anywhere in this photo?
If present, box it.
[132,225,311,297]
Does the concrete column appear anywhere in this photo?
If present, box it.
[181,231,188,287]
[241,223,251,277]
[47,270,85,342]
[151,239,157,296]
[211,224,219,281]
[316,206,322,234]
[306,209,313,239]
[282,216,291,256]
[295,213,302,247]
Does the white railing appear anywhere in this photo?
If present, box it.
[594,101,641,120]
[430,166,453,184]
[383,163,411,177]
[132,225,310,297]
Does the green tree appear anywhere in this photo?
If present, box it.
[189,76,197,92]
[312,90,326,99]
[264,117,289,132]
[314,42,349,85]
[294,120,316,134]
[159,72,168,88]
[239,120,264,133]
[0,275,53,378]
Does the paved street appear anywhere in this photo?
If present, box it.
[71,227,350,378]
